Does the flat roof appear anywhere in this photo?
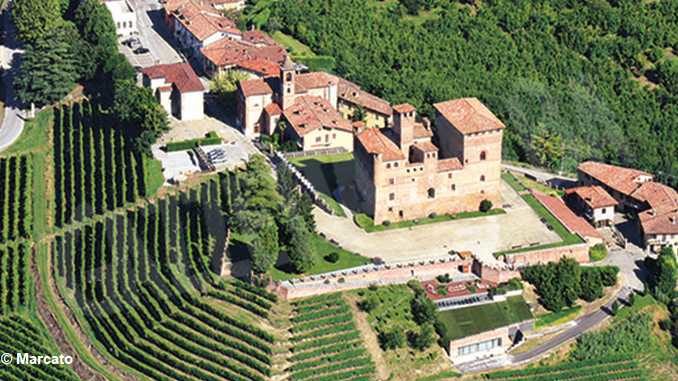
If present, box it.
[437,296,532,342]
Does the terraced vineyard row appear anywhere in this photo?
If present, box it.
[52,175,277,381]
[0,241,31,314]
[483,354,647,381]
[0,315,80,381]
[0,154,32,243]
[289,294,375,381]
[53,102,148,228]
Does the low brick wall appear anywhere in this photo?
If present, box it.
[274,256,474,300]
[502,242,589,268]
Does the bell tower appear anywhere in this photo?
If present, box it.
[280,56,295,110]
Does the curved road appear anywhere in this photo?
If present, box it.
[0,0,24,153]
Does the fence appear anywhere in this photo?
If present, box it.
[282,147,348,159]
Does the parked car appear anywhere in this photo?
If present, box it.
[133,47,149,54]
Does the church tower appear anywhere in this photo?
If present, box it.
[280,56,296,110]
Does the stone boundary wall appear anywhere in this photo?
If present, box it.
[274,256,475,299]
[502,242,589,268]
[282,147,348,159]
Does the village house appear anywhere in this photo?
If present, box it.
[105,0,137,38]
[142,63,205,121]
[353,98,504,224]
[336,79,392,128]
[564,186,618,227]
[163,0,242,58]
[200,37,287,77]
[208,0,246,11]
[235,57,391,151]
[577,161,678,253]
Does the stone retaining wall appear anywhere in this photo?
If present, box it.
[502,242,589,268]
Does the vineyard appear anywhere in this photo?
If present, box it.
[288,294,375,381]
[483,355,647,381]
[0,241,31,314]
[0,315,80,381]
[52,174,280,381]
[0,154,32,243]
[52,102,156,228]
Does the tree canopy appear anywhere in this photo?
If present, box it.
[12,0,61,43]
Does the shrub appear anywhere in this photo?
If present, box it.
[479,199,493,212]
[382,220,391,226]
[325,252,340,263]
[589,243,608,261]
[436,274,451,283]
[428,212,437,219]
[358,296,379,312]
[378,330,405,350]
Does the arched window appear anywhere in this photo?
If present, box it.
[286,72,292,81]
[480,151,487,161]
[480,175,486,182]
[428,188,435,199]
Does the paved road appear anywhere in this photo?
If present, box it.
[502,163,577,188]
[0,0,24,153]
[124,0,182,68]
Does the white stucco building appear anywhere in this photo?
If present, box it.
[105,0,138,38]
[564,185,618,227]
[142,63,205,121]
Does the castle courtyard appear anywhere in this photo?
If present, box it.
[313,179,561,265]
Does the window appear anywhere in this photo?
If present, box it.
[388,207,393,212]
[394,162,399,167]
[428,188,435,199]
[451,184,456,191]
[117,22,121,28]
[389,193,395,201]
[332,133,336,139]
[389,178,395,185]
[448,173,452,179]
[480,151,487,161]
[129,21,133,28]
[386,163,391,169]
[457,338,502,357]
[315,136,321,143]
[286,72,292,81]
[601,208,606,214]
[480,175,486,182]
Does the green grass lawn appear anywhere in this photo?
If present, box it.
[354,208,506,233]
[437,296,533,342]
[270,233,371,281]
[1,108,50,156]
[501,171,527,192]
[143,157,164,197]
[288,152,354,217]
[271,31,316,57]
[535,305,582,328]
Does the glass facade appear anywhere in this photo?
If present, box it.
[457,337,502,357]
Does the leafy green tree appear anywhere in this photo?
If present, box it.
[558,258,582,306]
[646,246,677,300]
[411,292,437,325]
[73,0,118,77]
[14,26,77,107]
[249,217,279,274]
[479,199,493,212]
[654,59,677,94]
[379,330,405,350]
[113,80,169,155]
[580,268,603,302]
[12,0,62,43]
[286,216,314,273]
[231,155,282,235]
[530,126,565,170]
[358,295,379,312]
[409,324,435,350]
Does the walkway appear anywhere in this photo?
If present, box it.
[0,0,24,152]
[502,163,577,188]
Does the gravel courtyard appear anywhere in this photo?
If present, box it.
[314,181,561,265]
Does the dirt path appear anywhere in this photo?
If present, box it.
[344,295,390,381]
[31,247,108,381]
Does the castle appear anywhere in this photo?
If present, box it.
[354,98,505,224]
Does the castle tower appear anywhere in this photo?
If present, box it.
[280,56,295,110]
[392,103,416,153]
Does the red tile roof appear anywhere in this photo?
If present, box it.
[295,72,338,93]
[283,96,352,137]
[142,63,205,93]
[355,128,405,162]
[337,79,392,116]
[565,186,618,209]
[238,78,273,97]
[639,209,678,235]
[237,58,281,77]
[201,38,286,70]
[413,123,433,139]
[167,0,239,41]
[532,190,602,239]
[630,182,678,216]
[264,102,282,116]
[577,161,653,197]
[434,98,505,134]
[242,29,277,46]
[412,141,438,153]
[437,158,463,172]
[393,103,416,114]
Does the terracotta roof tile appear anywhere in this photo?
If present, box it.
[142,63,205,93]
[167,0,239,41]
[242,29,277,46]
[437,158,462,172]
[355,128,405,162]
[393,103,416,114]
[295,72,338,92]
[264,102,282,116]
[337,79,391,116]
[532,190,601,239]
[578,161,653,197]
[201,38,286,70]
[237,58,280,77]
[412,141,438,153]
[565,186,618,209]
[434,98,505,134]
[639,209,678,235]
[238,78,272,96]
[630,182,678,215]
[413,123,433,139]
[283,96,352,137]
